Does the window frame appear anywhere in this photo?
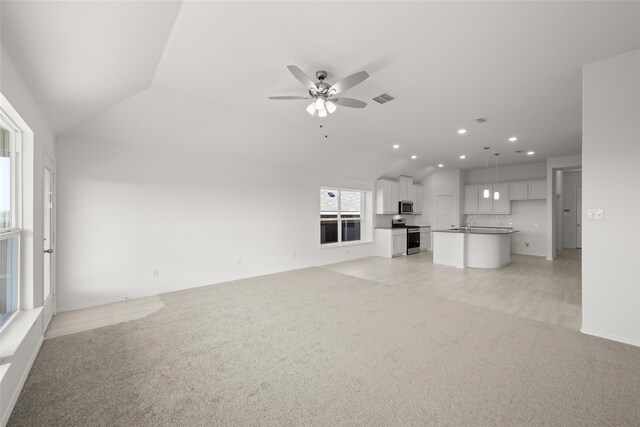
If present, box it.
[320,187,365,247]
[0,111,23,331]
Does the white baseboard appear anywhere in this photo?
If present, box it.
[580,327,640,348]
[1,335,43,427]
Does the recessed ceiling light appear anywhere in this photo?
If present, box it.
[458,129,467,134]
[527,151,535,155]
[508,137,518,142]
[393,144,399,149]
[411,155,417,159]
[459,155,466,159]
[438,164,444,168]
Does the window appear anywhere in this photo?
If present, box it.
[320,188,363,245]
[1,123,20,328]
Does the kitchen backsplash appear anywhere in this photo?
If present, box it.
[375,214,421,227]
[465,214,514,227]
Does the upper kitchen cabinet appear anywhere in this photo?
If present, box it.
[375,179,399,214]
[409,184,423,214]
[464,183,510,214]
[508,180,547,201]
[492,183,510,213]
[376,179,422,214]
[464,185,479,214]
[509,181,528,200]
[528,180,546,199]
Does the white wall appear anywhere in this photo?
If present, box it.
[465,161,546,185]
[0,46,55,425]
[561,171,582,248]
[582,49,640,347]
[56,139,375,311]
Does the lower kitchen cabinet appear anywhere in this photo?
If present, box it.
[374,229,407,257]
[392,234,407,256]
[420,230,431,251]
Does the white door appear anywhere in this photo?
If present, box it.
[436,195,455,229]
[576,186,582,249]
[43,156,55,329]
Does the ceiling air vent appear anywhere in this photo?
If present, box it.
[372,93,396,104]
[475,117,488,123]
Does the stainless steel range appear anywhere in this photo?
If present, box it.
[406,226,421,255]
[391,219,421,255]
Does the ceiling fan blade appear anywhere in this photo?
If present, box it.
[331,97,367,108]
[328,71,369,95]
[286,65,317,91]
[268,96,310,100]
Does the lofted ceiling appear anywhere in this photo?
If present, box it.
[2,1,640,181]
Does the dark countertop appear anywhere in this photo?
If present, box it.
[375,225,431,230]
[432,227,518,235]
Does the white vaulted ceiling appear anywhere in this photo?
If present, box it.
[2,1,640,180]
[0,1,182,133]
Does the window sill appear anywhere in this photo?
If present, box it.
[0,307,43,365]
[320,240,373,249]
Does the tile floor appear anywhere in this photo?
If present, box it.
[45,295,165,339]
[323,249,582,330]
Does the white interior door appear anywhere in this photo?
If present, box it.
[43,156,55,328]
[576,186,582,249]
[436,195,455,230]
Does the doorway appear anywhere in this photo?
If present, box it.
[43,155,55,329]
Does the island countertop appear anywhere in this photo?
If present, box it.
[432,227,518,235]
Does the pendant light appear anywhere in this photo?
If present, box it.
[493,153,500,200]
[483,147,491,198]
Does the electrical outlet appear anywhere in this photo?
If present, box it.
[152,269,159,278]
[237,259,242,266]
[524,242,530,247]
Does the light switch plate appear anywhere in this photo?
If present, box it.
[587,209,605,221]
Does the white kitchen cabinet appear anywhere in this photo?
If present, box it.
[419,229,431,251]
[509,181,528,200]
[465,180,545,214]
[376,180,399,214]
[528,180,546,199]
[464,185,479,214]
[508,180,546,201]
[478,187,493,213]
[409,184,423,214]
[492,183,510,214]
[374,228,407,258]
[393,233,407,256]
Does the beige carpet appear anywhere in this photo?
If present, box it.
[9,267,640,426]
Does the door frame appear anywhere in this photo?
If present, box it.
[43,154,56,326]
[575,186,582,249]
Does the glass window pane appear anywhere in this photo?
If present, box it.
[0,236,18,326]
[320,189,338,213]
[320,220,338,244]
[0,128,11,230]
[340,191,361,214]
[341,220,361,242]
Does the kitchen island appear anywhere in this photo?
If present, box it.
[432,227,518,268]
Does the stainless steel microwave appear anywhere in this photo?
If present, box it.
[398,200,414,214]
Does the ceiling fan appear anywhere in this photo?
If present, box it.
[269,65,369,117]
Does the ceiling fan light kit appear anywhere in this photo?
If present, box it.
[269,65,369,117]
